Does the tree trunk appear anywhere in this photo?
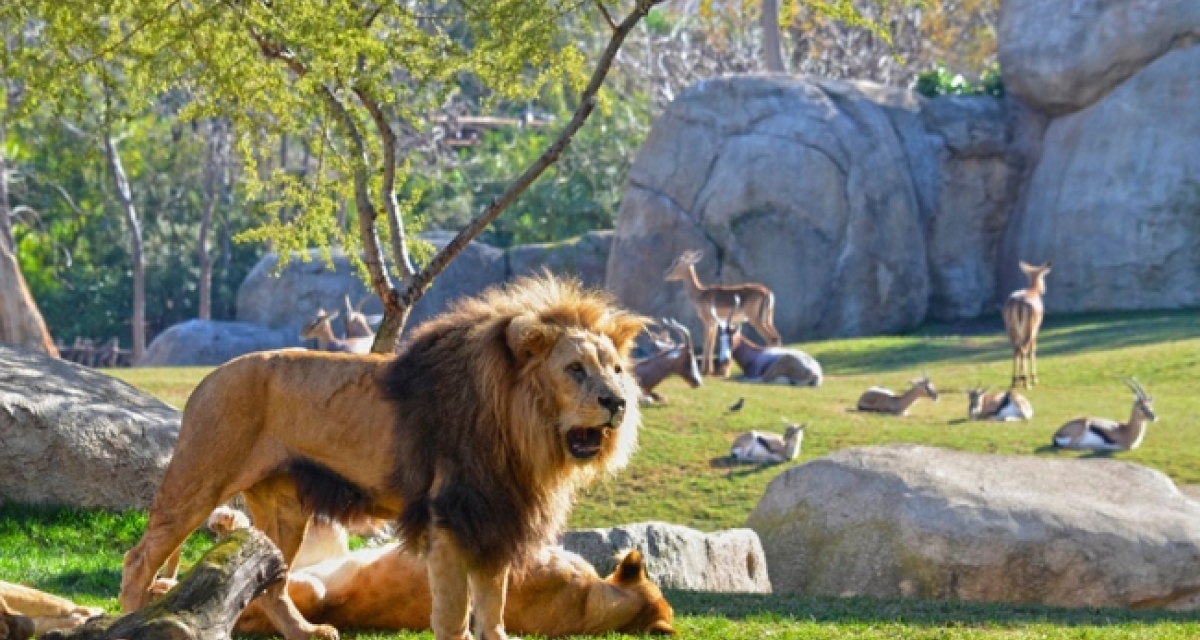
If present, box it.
[761,0,786,72]
[104,134,146,363]
[198,121,226,321]
[42,528,286,640]
[0,119,13,252]
[0,240,59,356]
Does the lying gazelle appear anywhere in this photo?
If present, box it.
[967,387,1034,421]
[300,308,374,354]
[857,372,939,415]
[633,319,702,404]
[730,421,806,464]
[1004,260,1052,389]
[1052,379,1157,451]
[712,298,822,386]
[665,249,781,375]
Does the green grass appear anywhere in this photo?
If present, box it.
[10,307,1199,638]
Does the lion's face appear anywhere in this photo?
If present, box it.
[542,328,641,461]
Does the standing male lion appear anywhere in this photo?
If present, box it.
[119,275,647,640]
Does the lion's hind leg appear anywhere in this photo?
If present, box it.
[242,477,339,640]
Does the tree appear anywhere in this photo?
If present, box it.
[6,0,668,351]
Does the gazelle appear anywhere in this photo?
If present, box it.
[633,319,703,404]
[1052,379,1158,451]
[340,294,378,339]
[731,422,806,464]
[665,250,781,375]
[857,372,939,415]
[300,308,373,354]
[1004,260,1052,389]
[967,387,1034,421]
[713,298,822,386]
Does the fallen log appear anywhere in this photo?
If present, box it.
[44,528,285,640]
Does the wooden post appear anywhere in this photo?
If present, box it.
[43,529,286,640]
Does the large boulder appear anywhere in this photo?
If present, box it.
[506,230,612,290]
[406,234,509,330]
[999,0,1200,115]
[0,345,180,509]
[141,320,299,367]
[563,522,771,593]
[236,249,383,335]
[999,45,1200,313]
[921,96,1044,320]
[748,444,1200,609]
[608,75,930,341]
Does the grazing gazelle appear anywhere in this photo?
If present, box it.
[1052,379,1158,451]
[857,372,939,416]
[967,387,1034,421]
[665,250,781,375]
[1004,260,1052,389]
[731,422,806,464]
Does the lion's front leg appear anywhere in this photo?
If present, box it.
[468,562,511,640]
[426,529,473,640]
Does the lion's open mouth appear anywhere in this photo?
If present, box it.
[566,427,610,459]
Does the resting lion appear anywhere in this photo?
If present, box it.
[0,582,103,638]
[119,275,646,640]
[235,543,675,637]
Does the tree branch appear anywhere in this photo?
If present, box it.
[353,84,416,282]
[595,1,617,31]
[399,0,667,306]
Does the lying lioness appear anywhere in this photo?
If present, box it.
[234,544,676,637]
[0,581,103,637]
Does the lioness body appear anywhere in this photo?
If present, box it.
[120,276,646,640]
[0,581,102,636]
[235,545,675,637]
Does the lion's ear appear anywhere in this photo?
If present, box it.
[614,549,647,585]
[506,313,557,366]
[606,314,650,354]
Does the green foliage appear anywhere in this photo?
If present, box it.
[917,62,1004,98]
[408,95,651,248]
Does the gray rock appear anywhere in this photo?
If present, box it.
[141,320,300,367]
[0,345,180,509]
[999,0,1200,115]
[922,96,1045,320]
[562,521,771,593]
[237,249,381,333]
[506,230,613,289]
[748,444,1200,609]
[608,75,930,342]
[999,45,1200,313]
[407,235,509,330]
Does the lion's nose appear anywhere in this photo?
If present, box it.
[598,395,626,420]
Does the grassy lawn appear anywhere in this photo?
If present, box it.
[6,307,1199,638]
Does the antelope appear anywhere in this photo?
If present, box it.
[665,250,781,375]
[300,308,373,354]
[1004,260,1052,389]
[633,319,702,404]
[340,294,377,339]
[857,372,939,415]
[713,298,822,386]
[1052,379,1157,451]
[967,387,1033,421]
[731,422,806,464]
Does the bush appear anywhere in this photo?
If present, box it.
[916,63,1004,98]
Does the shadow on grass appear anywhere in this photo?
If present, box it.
[32,568,123,600]
[668,590,1200,627]
[819,308,1200,376]
[708,456,779,479]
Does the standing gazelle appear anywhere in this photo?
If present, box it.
[1052,379,1158,451]
[857,372,939,416]
[665,250,781,375]
[1003,260,1052,389]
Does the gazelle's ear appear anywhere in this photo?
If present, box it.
[326,310,340,322]
[506,313,558,366]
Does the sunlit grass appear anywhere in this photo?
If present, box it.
[31,306,1199,638]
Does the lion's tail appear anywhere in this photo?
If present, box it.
[289,459,376,524]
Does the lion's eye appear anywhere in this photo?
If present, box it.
[566,362,586,381]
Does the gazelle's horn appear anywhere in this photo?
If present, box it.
[1123,377,1144,399]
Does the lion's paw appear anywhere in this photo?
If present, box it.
[308,624,339,640]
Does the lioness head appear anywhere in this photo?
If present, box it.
[506,310,644,466]
[608,550,676,636]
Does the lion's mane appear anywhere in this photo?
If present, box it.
[380,275,645,570]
